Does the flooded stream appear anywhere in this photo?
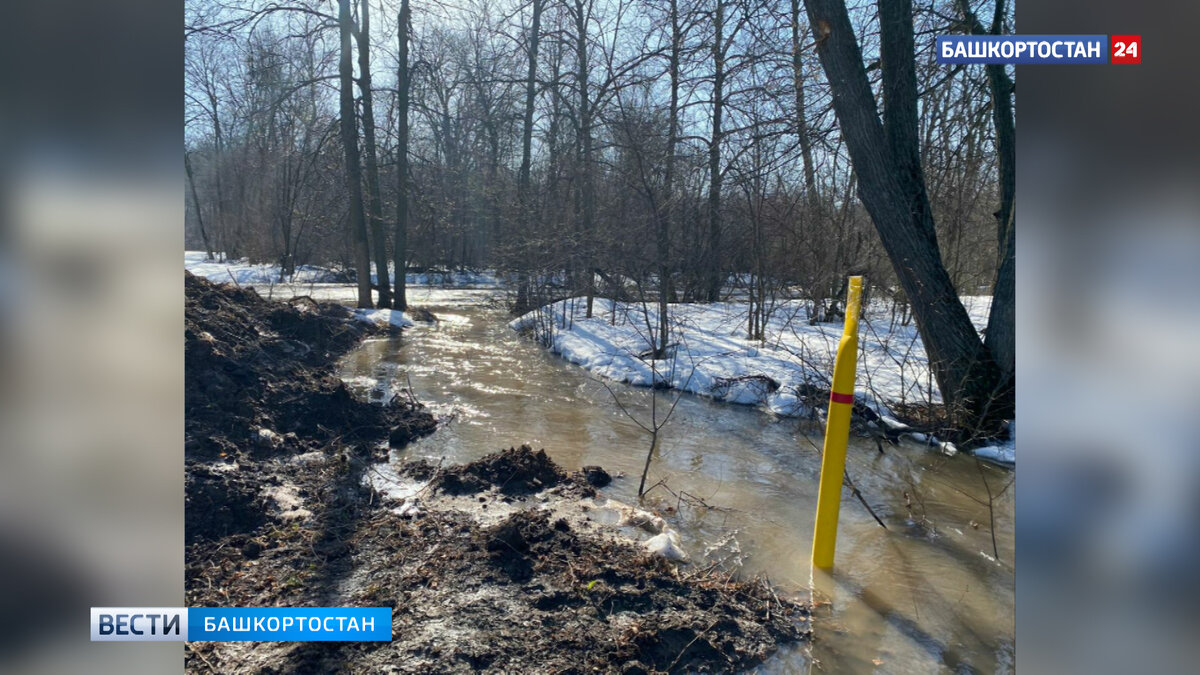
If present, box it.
[338,289,1014,673]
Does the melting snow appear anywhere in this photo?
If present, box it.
[511,296,1014,462]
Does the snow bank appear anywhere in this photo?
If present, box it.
[511,296,1014,461]
[185,251,345,284]
[973,444,1015,465]
[972,420,1016,465]
[352,308,415,329]
[186,251,500,288]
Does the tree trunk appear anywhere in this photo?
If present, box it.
[515,0,543,315]
[573,0,596,318]
[358,0,392,307]
[791,0,819,210]
[393,0,411,311]
[337,0,373,308]
[205,89,229,259]
[518,0,542,201]
[957,0,1015,380]
[184,151,214,260]
[705,0,725,302]
[802,0,1008,426]
[656,0,681,357]
[879,0,925,204]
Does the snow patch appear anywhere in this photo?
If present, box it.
[263,484,313,522]
[186,251,500,288]
[973,444,1015,464]
[185,251,345,284]
[352,308,415,329]
[512,296,1015,463]
[645,532,689,561]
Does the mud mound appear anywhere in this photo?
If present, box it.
[582,465,612,487]
[189,446,810,673]
[482,510,575,582]
[184,463,266,542]
[432,445,568,495]
[185,272,434,462]
[406,307,438,322]
[184,272,436,543]
[337,481,809,673]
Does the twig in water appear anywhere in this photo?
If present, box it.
[800,433,888,530]
[844,469,888,531]
[975,457,1000,560]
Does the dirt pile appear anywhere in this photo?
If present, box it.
[185,272,434,458]
[482,510,574,582]
[357,451,809,673]
[188,448,810,673]
[184,272,436,542]
[423,444,570,495]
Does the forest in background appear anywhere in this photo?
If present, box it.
[185,0,1013,429]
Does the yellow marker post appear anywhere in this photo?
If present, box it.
[811,276,863,570]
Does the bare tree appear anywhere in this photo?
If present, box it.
[184,35,232,257]
[704,0,727,302]
[358,0,392,307]
[653,0,684,358]
[956,0,1014,380]
[570,0,597,318]
[790,0,819,212]
[802,0,1009,428]
[597,355,692,500]
[184,150,215,260]
[337,0,374,307]
[393,0,411,310]
[513,0,544,314]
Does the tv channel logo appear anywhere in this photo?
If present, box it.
[91,607,188,642]
[91,607,392,642]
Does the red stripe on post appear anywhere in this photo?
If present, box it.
[830,392,855,405]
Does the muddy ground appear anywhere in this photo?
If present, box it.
[184,272,437,543]
[185,274,809,673]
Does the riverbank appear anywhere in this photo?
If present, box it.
[511,296,1014,463]
[184,271,438,541]
[185,251,500,287]
[184,274,809,672]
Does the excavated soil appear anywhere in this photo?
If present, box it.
[185,272,437,542]
[417,445,571,496]
[184,275,809,673]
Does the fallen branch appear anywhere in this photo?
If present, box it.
[800,433,888,530]
[844,468,888,531]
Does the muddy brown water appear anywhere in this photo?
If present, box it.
[336,288,1014,674]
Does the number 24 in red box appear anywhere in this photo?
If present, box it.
[1111,35,1141,64]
